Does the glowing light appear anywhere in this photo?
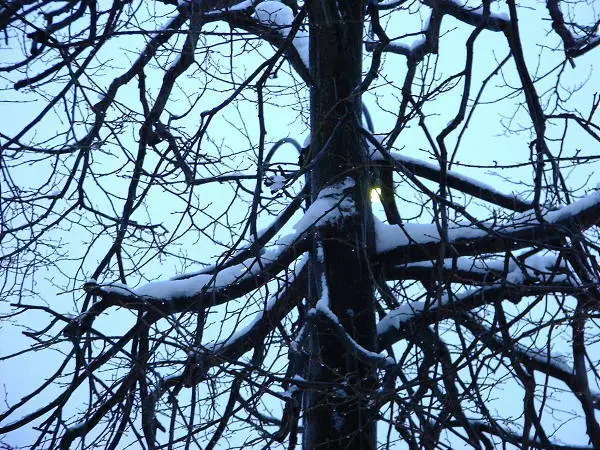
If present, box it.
[370,187,382,203]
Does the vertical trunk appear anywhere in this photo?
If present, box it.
[303,1,377,448]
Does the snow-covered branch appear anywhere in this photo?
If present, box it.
[546,0,600,59]
[385,252,569,285]
[79,234,308,325]
[207,261,307,356]
[377,280,579,349]
[171,186,308,281]
[75,178,356,333]
[376,191,600,265]
[253,1,308,68]
[371,148,533,212]
[161,263,307,389]
[311,302,395,369]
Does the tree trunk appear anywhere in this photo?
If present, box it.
[303,1,377,448]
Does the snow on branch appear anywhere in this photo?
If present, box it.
[171,176,353,285]
[193,1,311,83]
[207,258,307,354]
[367,0,510,63]
[253,1,309,68]
[375,190,600,265]
[311,297,395,369]
[141,264,309,397]
[77,179,355,332]
[79,233,308,332]
[58,263,308,445]
[386,252,569,285]
[377,280,578,349]
[86,234,301,298]
[546,0,600,59]
[423,0,509,33]
[293,177,357,230]
[370,147,533,212]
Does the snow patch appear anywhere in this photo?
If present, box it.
[254,1,309,67]
[377,300,431,335]
[447,0,510,22]
[254,1,293,29]
[266,174,286,193]
[294,178,356,233]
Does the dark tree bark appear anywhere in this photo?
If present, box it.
[303,0,377,448]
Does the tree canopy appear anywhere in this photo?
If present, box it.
[1,0,600,449]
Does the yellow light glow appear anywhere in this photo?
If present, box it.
[370,187,382,203]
